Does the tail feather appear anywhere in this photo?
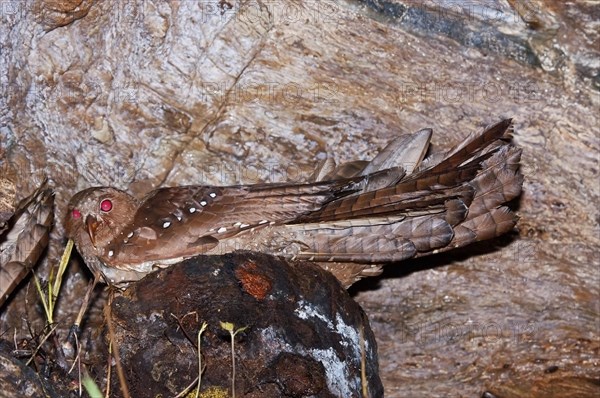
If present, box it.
[290,211,456,263]
[393,216,454,252]
[450,206,517,248]
[420,119,513,173]
[290,226,418,263]
[444,198,470,226]
[275,119,522,286]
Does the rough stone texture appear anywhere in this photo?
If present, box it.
[0,178,17,235]
[0,1,598,397]
[104,252,382,397]
[0,342,61,398]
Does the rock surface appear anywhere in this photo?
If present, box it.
[104,252,382,397]
[0,342,61,398]
[0,1,598,396]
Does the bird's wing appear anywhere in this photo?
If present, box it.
[313,127,431,182]
[102,181,358,267]
[360,128,432,176]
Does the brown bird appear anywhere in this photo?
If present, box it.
[65,119,522,291]
[0,184,54,306]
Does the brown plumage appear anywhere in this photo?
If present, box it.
[0,185,54,306]
[65,119,523,288]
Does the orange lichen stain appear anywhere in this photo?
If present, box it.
[234,261,273,300]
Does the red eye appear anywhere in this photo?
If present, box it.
[100,199,113,212]
[72,209,82,219]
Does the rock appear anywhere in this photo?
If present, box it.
[0,343,60,398]
[0,1,597,396]
[103,252,383,397]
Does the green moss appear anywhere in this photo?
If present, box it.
[185,386,229,398]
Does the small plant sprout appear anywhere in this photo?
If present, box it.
[33,239,73,325]
[195,321,208,398]
[219,321,248,398]
[82,373,103,398]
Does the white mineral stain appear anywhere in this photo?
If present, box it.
[294,299,333,329]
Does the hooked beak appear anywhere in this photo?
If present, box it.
[85,215,99,248]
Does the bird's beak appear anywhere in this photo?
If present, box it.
[85,215,99,248]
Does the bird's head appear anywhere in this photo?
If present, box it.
[65,187,139,250]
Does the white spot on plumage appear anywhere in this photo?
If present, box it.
[234,222,242,226]
[176,215,182,221]
[127,231,134,238]
[259,220,268,224]
[240,223,250,228]
[163,221,171,228]
[217,227,227,233]
[209,192,217,198]
[200,201,207,206]
[108,250,114,257]
[189,207,196,213]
